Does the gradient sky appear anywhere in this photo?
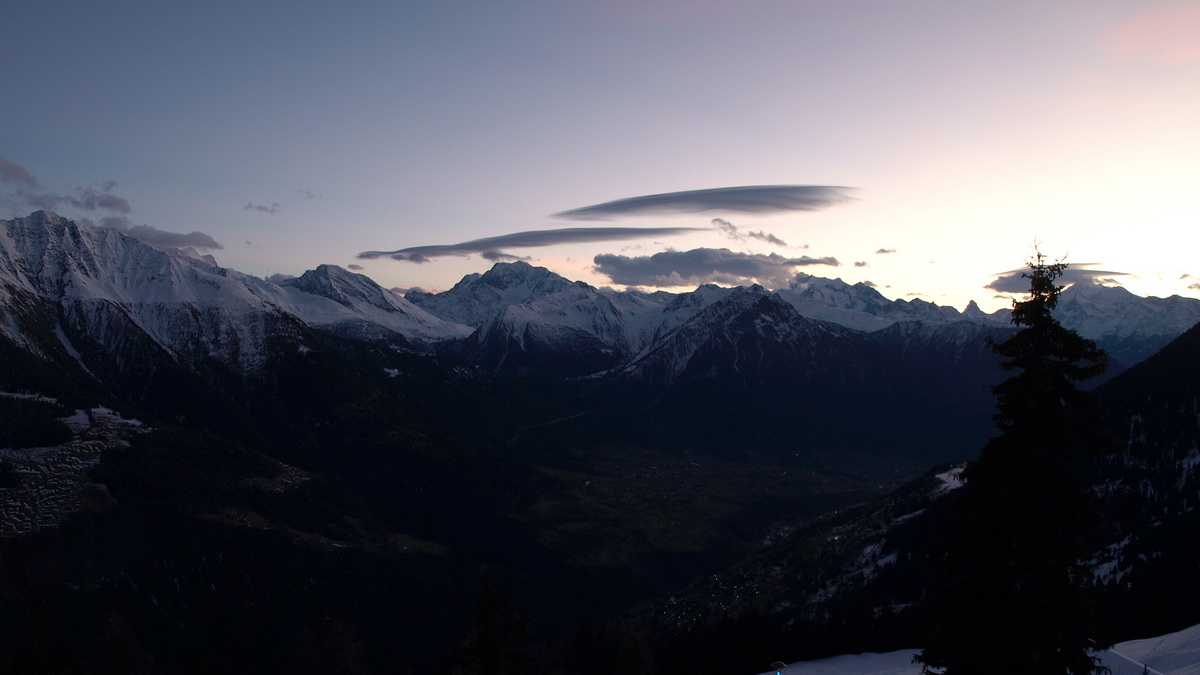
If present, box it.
[3,0,1198,312]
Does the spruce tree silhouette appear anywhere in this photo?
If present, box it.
[443,573,541,675]
[915,253,1111,674]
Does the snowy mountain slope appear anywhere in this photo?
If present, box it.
[618,285,881,385]
[776,273,982,332]
[5,211,1196,391]
[630,283,738,350]
[754,623,1200,675]
[494,283,743,373]
[405,260,580,327]
[404,259,1199,382]
[454,284,640,377]
[277,264,472,345]
[423,263,740,377]
[753,619,1200,672]
[1055,282,1200,366]
[0,211,306,374]
[0,213,471,381]
[1105,623,1200,675]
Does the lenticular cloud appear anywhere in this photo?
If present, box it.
[553,185,854,220]
[358,226,702,262]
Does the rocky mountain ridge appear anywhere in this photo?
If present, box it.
[4,210,1200,671]
[6,212,1198,390]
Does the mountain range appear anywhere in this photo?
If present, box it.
[3,209,1200,672]
[6,210,1197,388]
[9,209,1198,467]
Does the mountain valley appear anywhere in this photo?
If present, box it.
[3,210,1200,673]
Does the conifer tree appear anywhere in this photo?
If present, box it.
[916,253,1110,674]
[443,573,541,675]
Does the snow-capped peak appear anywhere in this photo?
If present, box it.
[0,213,469,372]
[275,264,472,344]
[1053,281,1200,364]
[406,260,580,327]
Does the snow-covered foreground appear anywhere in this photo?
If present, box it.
[1102,623,1200,675]
[756,623,1200,675]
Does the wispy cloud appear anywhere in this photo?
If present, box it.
[712,218,788,247]
[554,185,854,220]
[358,226,702,262]
[2,156,222,250]
[93,215,223,250]
[59,181,132,213]
[876,248,897,254]
[1,161,132,214]
[593,247,839,288]
[244,202,283,214]
[0,154,40,189]
[985,265,1129,293]
[297,189,320,200]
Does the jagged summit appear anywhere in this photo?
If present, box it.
[284,264,387,309]
[1,211,305,375]
[278,264,472,345]
[406,260,580,328]
[619,285,873,384]
[786,273,890,307]
[2,210,223,303]
[0,213,469,377]
[963,299,988,318]
[773,272,994,332]
[5,212,1198,387]
[477,260,574,288]
[1055,281,1200,365]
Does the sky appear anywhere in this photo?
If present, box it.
[2,0,1198,312]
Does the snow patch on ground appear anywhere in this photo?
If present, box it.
[757,649,921,674]
[1088,535,1134,585]
[1106,622,1200,674]
[1181,449,1200,471]
[931,466,964,495]
[756,623,1200,675]
[1,406,144,536]
[0,391,58,403]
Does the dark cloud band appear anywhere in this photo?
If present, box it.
[17,184,132,214]
[593,247,839,289]
[358,226,702,262]
[554,185,853,220]
[0,155,40,188]
[985,265,1129,293]
[2,156,223,251]
[1,159,132,215]
[244,202,282,214]
[93,216,223,250]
